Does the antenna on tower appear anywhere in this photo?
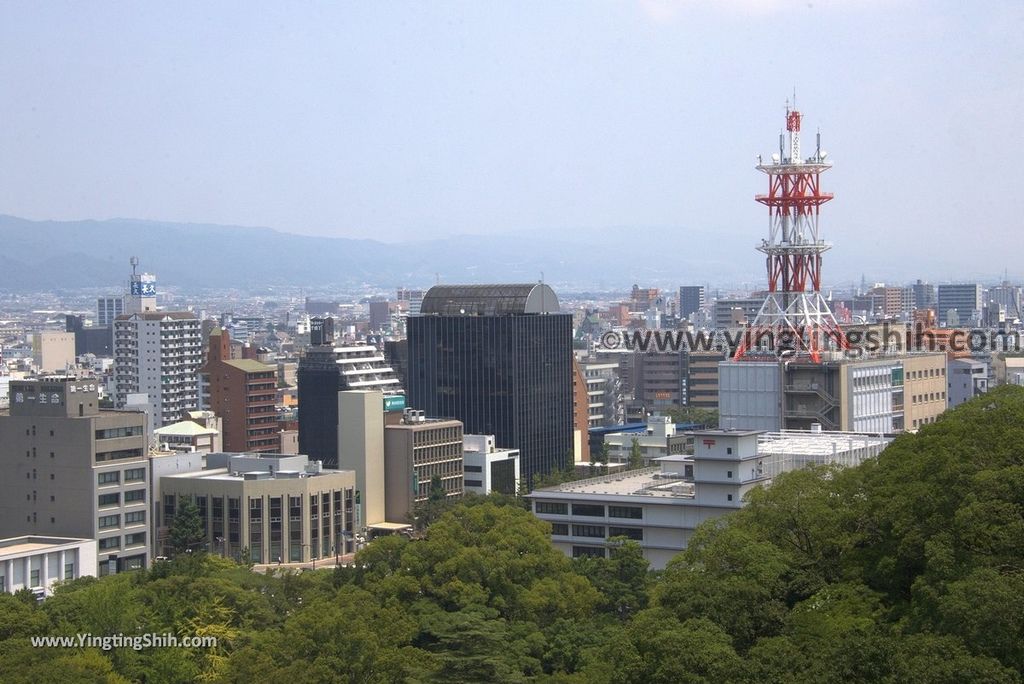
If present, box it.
[130,256,139,276]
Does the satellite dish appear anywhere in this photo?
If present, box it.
[771,153,781,163]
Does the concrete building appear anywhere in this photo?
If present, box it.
[948,358,989,408]
[154,419,222,453]
[160,453,356,563]
[903,354,949,430]
[685,350,727,410]
[337,390,386,530]
[713,297,764,329]
[383,411,464,524]
[32,331,76,373]
[462,434,520,496]
[0,536,97,597]
[0,377,150,575]
[113,311,202,427]
[580,358,622,428]
[601,416,688,465]
[297,340,403,469]
[201,328,278,453]
[719,353,947,434]
[97,296,125,328]
[530,428,890,569]
[937,284,983,326]
[912,280,936,311]
[407,284,573,485]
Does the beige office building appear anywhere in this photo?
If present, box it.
[902,353,948,430]
[0,377,150,575]
[32,331,76,373]
[160,453,356,563]
[383,412,464,523]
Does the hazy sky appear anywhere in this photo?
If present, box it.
[1,1,1022,276]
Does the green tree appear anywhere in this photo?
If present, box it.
[169,497,206,556]
[628,437,643,470]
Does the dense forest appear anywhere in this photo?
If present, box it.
[2,386,1023,683]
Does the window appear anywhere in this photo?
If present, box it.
[99,536,121,550]
[64,563,74,580]
[124,489,145,503]
[608,505,642,520]
[98,514,120,529]
[535,501,568,515]
[465,479,482,487]
[727,494,734,502]
[125,532,146,546]
[30,569,40,587]
[125,511,146,525]
[572,546,605,559]
[571,503,605,517]
[98,472,119,486]
[464,465,483,473]
[96,448,144,463]
[551,523,569,536]
[726,447,733,455]
[608,526,643,541]
[98,493,120,507]
[124,468,146,482]
[727,470,733,479]
[572,524,605,538]
[95,426,144,440]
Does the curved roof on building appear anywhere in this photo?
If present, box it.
[419,284,561,316]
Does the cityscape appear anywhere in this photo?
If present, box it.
[2,2,1023,682]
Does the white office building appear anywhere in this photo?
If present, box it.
[0,536,97,597]
[530,428,890,569]
[462,434,520,496]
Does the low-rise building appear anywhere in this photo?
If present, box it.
[602,416,688,465]
[159,452,356,563]
[530,428,890,569]
[0,535,96,597]
[462,434,520,496]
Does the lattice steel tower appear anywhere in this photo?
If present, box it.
[733,103,847,362]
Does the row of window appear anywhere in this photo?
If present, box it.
[100,532,147,550]
[0,563,76,589]
[97,468,146,486]
[534,501,643,520]
[911,392,946,403]
[907,367,945,379]
[551,523,643,541]
[95,426,144,440]
[98,489,146,507]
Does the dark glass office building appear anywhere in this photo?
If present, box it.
[298,326,404,468]
[407,284,573,485]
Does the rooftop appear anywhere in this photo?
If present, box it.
[0,536,92,558]
[154,420,219,437]
[419,283,561,316]
[223,358,276,373]
[532,467,696,500]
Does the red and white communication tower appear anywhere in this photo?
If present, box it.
[733,103,847,363]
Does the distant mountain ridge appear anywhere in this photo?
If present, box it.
[0,214,747,291]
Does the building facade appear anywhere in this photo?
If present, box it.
[0,536,97,597]
[678,286,706,320]
[113,311,202,427]
[201,328,278,453]
[297,343,403,468]
[937,284,983,326]
[160,453,356,563]
[462,434,520,496]
[0,377,150,575]
[383,412,464,523]
[407,284,573,485]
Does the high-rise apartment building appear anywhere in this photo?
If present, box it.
[0,377,150,575]
[113,312,202,427]
[407,284,573,484]
[912,280,936,311]
[200,328,278,453]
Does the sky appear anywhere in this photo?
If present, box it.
[1,1,1022,281]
